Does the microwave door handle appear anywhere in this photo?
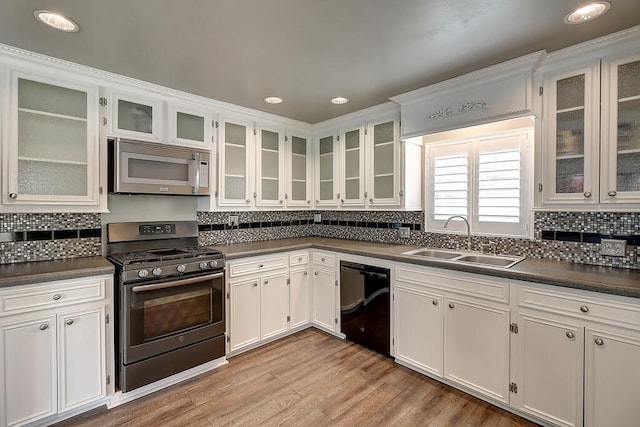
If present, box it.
[193,152,200,195]
[131,272,224,292]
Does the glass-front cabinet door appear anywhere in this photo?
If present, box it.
[218,115,253,207]
[109,90,163,142]
[368,117,400,207]
[256,124,284,207]
[2,71,100,208]
[168,103,212,147]
[340,125,365,207]
[287,130,312,208]
[542,63,600,206]
[601,55,640,204]
[315,130,338,207]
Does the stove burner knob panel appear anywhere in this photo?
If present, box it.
[152,267,163,277]
[138,269,149,278]
[176,264,186,273]
[209,260,219,268]
[199,262,208,270]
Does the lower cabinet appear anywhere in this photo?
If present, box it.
[0,275,111,427]
[311,251,338,333]
[289,266,311,329]
[444,296,510,403]
[260,272,289,340]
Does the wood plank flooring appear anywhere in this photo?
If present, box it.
[57,328,539,426]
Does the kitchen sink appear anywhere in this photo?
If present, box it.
[402,248,525,268]
[402,248,463,259]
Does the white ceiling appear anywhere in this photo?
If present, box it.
[0,1,639,124]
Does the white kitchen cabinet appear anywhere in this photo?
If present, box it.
[286,130,313,208]
[444,296,510,403]
[311,251,338,333]
[1,69,103,212]
[537,33,640,208]
[584,326,640,427]
[255,123,285,207]
[367,116,401,207]
[105,89,163,143]
[314,130,339,208]
[228,276,261,353]
[0,274,112,427]
[1,315,57,427]
[259,271,289,339]
[289,251,311,329]
[393,283,443,377]
[217,114,254,207]
[168,102,212,147]
[340,122,366,207]
[510,311,584,427]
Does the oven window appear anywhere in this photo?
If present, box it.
[130,281,222,345]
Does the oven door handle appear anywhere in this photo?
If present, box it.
[131,272,224,293]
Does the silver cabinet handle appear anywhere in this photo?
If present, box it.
[432,300,438,306]
[580,305,589,313]
[314,271,318,276]
[65,319,74,326]
[608,190,617,197]
[584,192,591,198]
[595,337,604,346]
[9,193,18,200]
[566,331,575,339]
[39,323,49,331]
[448,303,454,309]
[52,294,61,301]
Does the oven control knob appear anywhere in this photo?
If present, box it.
[209,260,219,268]
[199,262,208,270]
[176,264,186,273]
[138,269,149,278]
[152,267,163,277]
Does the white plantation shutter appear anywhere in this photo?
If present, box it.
[433,154,468,220]
[478,149,521,223]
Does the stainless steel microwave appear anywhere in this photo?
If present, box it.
[108,138,211,196]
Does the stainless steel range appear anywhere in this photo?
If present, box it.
[106,221,225,392]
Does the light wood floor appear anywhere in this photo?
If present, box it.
[58,328,539,426]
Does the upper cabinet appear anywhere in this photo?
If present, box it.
[340,122,366,207]
[168,102,213,147]
[537,29,640,209]
[256,123,285,207]
[105,90,164,143]
[314,130,338,208]
[286,129,313,208]
[217,114,253,207]
[1,69,104,212]
[368,117,402,207]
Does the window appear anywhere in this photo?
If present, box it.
[425,120,533,238]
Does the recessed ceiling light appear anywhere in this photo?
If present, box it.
[331,97,349,105]
[34,10,79,32]
[564,1,610,24]
[264,96,283,104]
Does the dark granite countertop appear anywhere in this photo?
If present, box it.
[0,256,114,289]
[216,237,640,299]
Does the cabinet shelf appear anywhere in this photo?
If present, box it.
[556,106,585,114]
[617,148,640,155]
[18,107,87,122]
[556,154,585,160]
[17,156,88,166]
[619,94,640,103]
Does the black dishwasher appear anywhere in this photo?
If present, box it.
[340,261,390,356]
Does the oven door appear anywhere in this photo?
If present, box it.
[121,271,224,365]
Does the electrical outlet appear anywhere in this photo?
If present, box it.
[601,238,626,257]
[228,215,239,227]
[314,214,321,223]
[398,227,411,239]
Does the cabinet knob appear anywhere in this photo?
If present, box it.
[315,200,319,204]
[321,257,325,262]
[279,200,283,204]
[307,200,311,204]
[304,271,308,276]
[39,323,49,331]
[258,264,263,268]
[264,280,269,285]
[566,331,575,339]
[594,337,604,346]
[432,300,438,306]
[448,303,454,309]
[580,305,589,313]
[314,271,319,276]
[369,198,374,203]
[9,193,18,200]
[608,190,617,197]
[253,283,258,287]
[65,319,74,326]
[245,199,250,203]
[52,294,61,301]
[583,192,592,198]
[298,257,302,262]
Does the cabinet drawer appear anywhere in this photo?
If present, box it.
[516,283,640,329]
[395,265,509,304]
[289,251,309,267]
[312,252,336,267]
[0,277,106,317]
[228,255,287,278]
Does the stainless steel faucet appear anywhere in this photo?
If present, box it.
[443,215,471,251]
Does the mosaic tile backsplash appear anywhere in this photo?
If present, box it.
[1,210,638,270]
